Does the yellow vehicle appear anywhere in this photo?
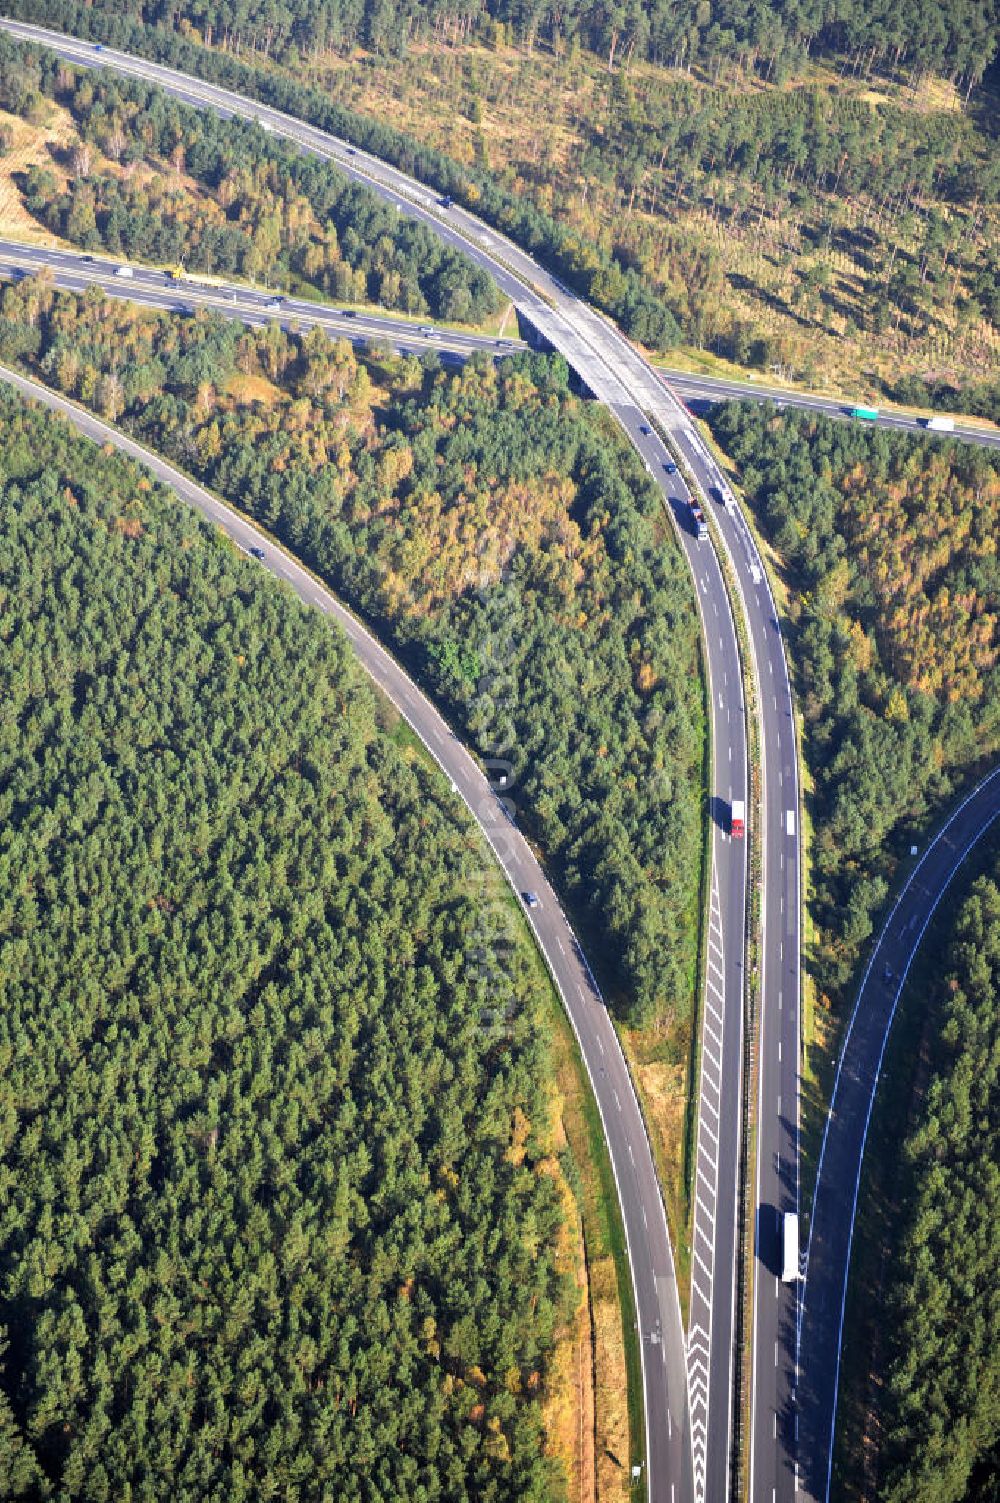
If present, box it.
[168,265,187,281]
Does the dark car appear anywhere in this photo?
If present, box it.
[342,309,358,319]
[440,195,454,208]
[639,423,651,435]
[522,892,541,910]
[664,461,677,474]
[249,545,266,560]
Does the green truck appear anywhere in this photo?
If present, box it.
[850,405,880,421]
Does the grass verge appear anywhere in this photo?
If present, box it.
[548,986,647,1502]
[497,873,645,1503]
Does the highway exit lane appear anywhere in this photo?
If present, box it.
[0,24,810,1502]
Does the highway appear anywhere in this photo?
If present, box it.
[5,234,1000,466]
[665,422,803,1503]
[5,236,1000,471]
[1,18,997,1503]
[7,219,999,1503]
[0,357,691,1498]
[797,765,1000,1503]
[0,237,515,362]
[0,21,805,1503]
[660,369,1000,451]
[6,27,998,1503]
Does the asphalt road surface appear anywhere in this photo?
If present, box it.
[659,421,804,1503]
[3,21,998,1502]
[5,232,998,465]
[11,220,1000,1503]
[660,369,1000,451]
[797,765,1000,1503]
[0,237,515,362]
[7,196,999,1503]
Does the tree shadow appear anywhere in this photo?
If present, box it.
[756,1200,781,1277]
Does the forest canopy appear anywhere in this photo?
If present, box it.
[0,277,706,1027]
[4,3,996,388]
[0,32,500,322]
[0,387,577,1500]
[0,11,683,348]
[10,0,997,85]
[707,401,1000,1007]
[875,865,1000,1503]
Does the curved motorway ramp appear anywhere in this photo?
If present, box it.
[0,360,691,1502]
[798,765,1000,1503]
